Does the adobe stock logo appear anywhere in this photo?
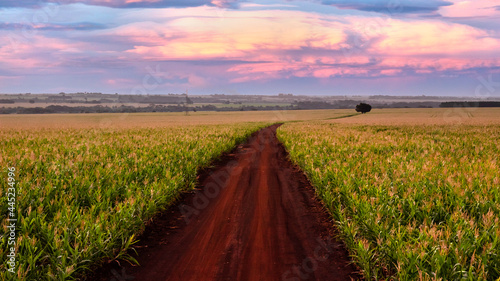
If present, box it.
[8,2,60,50]
[475,74,500,98]
[281,237,341,281]
[109,268,135,281]
[443,74,500,124]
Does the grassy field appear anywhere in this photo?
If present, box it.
[0,109,352,130]
[1,122,277,280]
[2,108,500,280]
[278,108,500,280]
[0,110,357,280]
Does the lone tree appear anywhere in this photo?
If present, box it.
[355,103,372,114]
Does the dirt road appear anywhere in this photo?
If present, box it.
[91,124,359,281]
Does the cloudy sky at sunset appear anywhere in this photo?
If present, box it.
[1,0,499,96]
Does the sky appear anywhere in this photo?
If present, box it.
[0,0,499,96]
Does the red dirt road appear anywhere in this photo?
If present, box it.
[90,124,360,281]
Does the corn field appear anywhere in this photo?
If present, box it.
[0,122,268,280]
[278,122,500,280]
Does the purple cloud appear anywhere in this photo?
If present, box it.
[0,22,107,31]
[321,0,452,14]
[0,0,238,9]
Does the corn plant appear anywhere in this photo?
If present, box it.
[0,122,269,280]
[278,122,500,280]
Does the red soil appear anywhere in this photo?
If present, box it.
[89,124,360,281]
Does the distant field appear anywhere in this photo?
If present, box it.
[278,108,500,280]
[0,102,292,109]
[0,102,151,108]
[331,107,500,125]
[0,109,353,129]
[2,108,500,280]
[0,109,355,280]
[195,102,292,108]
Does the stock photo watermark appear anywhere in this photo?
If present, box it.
[131,65,166,96]
[341,0,403,59]
[282,237,341,281]
[178,158,240,224]
[475,74,500,98]
[98,65,167,128]
[4,167,17,274]
[8,1,60,50]
[443,74,500,124]
[109,267,135,281]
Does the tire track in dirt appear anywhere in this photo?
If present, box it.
[90,124,360,281]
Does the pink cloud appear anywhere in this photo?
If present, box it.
[210,0,236,8]
[105,78,136,85]
[439,0,500,17]
[372,19,500,56]
[114,8,500,80]
[2,4,500,88]
[0,34,80,71]
[379,57,500,72]
[125,0,161,3]
[380,69,402,76]
[22,0,211,8]
[118,9,345,60]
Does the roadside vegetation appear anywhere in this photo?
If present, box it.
[0,122,269,280]
[278,121,500,280]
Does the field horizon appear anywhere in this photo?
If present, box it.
[2,108,500,280]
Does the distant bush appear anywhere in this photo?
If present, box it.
[355,103,372,113]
